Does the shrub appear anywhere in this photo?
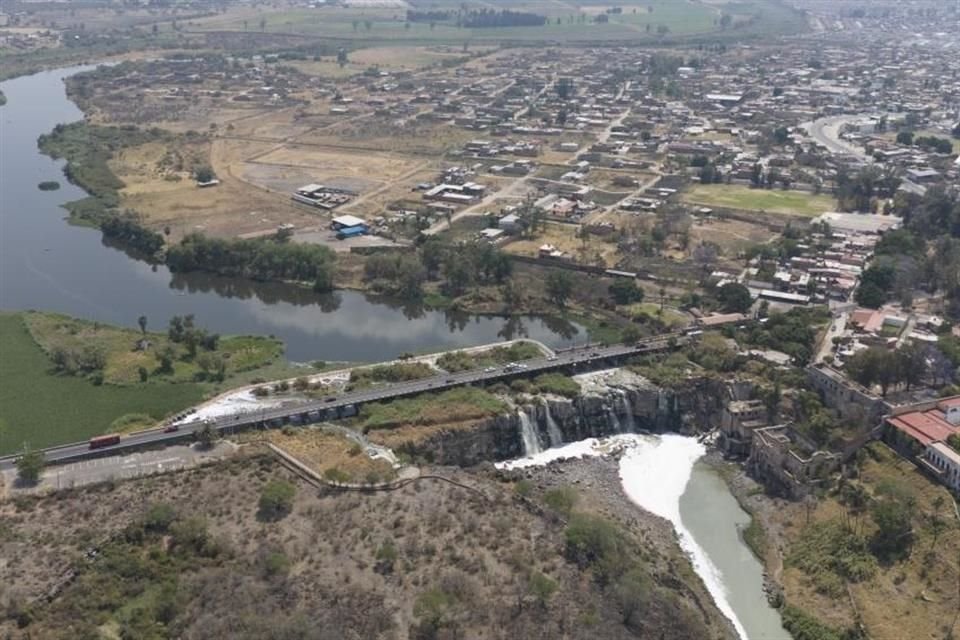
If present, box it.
[544,486,578,516]
[143,503,176,533]
[534,373,580,398]
[258,480,296,521]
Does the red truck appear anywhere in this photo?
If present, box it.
[89,434,121,450]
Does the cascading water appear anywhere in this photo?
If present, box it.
[542,400,564,448]
[618,389,636,433]
[606,394,623,433]
[518,408,543,456]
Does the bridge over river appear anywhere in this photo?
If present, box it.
[0,333,691,470]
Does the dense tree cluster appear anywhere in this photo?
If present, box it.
[835,167,900,213]
[405,9,453,22]
[736,307,829,365]
[166,233,336,292]
[101,214,165,256]
[462,9,547,28]
[843,343,930,396]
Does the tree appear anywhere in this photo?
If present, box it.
[896,131,914,146]
[258,479,297,520]
[621,324,643,345]
[613,568,649,629]
[16,447,45,485]
[155,344,175,374]
[545,270,574,308]
[855,281,886,309]
[870,480,916,560]
[337,48,348,67]
[716,282,752,313]
[194,166,215,183]
[609,278,644,305]
[196,423,217,449]
[137,315,148,335]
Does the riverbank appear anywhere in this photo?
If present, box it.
[500,451,739,640]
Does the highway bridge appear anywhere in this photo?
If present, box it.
[0,332,689,471]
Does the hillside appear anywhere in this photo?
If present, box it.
[0,449,735,640]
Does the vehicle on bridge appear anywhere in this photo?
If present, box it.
[89,434,121,450]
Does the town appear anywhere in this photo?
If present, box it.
[1,0,959,638]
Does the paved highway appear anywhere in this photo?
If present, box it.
[0,334,687,470]
[802,115,873,161]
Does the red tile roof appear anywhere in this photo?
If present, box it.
[888,410,956,446]
[938,396,960,409]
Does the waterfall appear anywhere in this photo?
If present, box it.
[606,396,623,433]
[518,409,542,456]
[543,400,564,448]
[619,390,636,433]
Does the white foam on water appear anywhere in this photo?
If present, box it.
[495,434,637,470]
[618,434,748,640]
[496,433,749,639]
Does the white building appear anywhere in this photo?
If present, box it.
[925,442,960,492]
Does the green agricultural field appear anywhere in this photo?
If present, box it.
[682,184,837,217]
[0,313,205,454]
[192,0,736,43]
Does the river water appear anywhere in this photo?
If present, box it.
[501,434,789,640]
[0,66,581,362]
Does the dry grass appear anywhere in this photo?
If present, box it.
[503,222,620,268]
[267,428,395,481]
[0,450,668,640]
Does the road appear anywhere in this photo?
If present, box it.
[0,334,686,471]
[802,115,873,161]
[1,442,237,495]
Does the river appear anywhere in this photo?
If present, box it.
[0,65,582,362]
[501,434,789,640]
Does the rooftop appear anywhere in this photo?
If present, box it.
[888,409,956,446]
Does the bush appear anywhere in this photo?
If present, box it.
[323,467,350,483]
[544,487,578,516]
[514,479,533,497]
[534,373,580,398]
[781,604,850,640]
[565,513,629,582]
[262,550,291,577]
[143,503,177,533]
[258,480,297,521]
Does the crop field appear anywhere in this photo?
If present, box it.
[682,184,837,217]
[0,313,205,454]
[192,0,729,42]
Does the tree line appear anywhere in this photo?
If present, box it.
[166,233,336,292]
[363,239,512,300]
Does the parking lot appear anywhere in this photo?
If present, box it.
[1,442,237,495]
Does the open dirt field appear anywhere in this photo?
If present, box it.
[688,216,776,259]
[247,145,428,194]
[503,222,620,268]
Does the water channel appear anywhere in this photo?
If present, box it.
[504,434,789,640]
[0,65,582,362]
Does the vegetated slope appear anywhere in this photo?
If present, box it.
[759,442,960,640]
[0,451,732,639]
